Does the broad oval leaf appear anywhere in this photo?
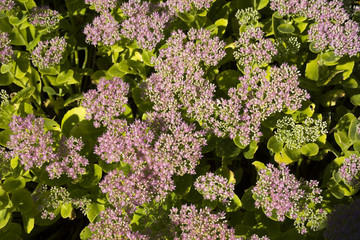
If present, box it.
[216,70,240,93]
[322,51,340,66]
[11,189,35,214]
[22,215,35,234]
[267,136,283,153]
[0,208,11,229]
[61,107,87,137]
[309,42,321,54]
[350,94,360,106]
[2,176,26,192]
[86,202,105,223]
[300,143,319,156]
[226,194,242,212]
[177,12,195,22]
[61,203,73,219]
[277,24,295,34]
[10,86,35,104]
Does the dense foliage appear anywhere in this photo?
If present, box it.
[1,0,360,239]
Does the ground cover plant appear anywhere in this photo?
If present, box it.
[1,0,360,239]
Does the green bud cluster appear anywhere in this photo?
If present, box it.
[275,36,301,60]
[0,89,9,106]
[235,7,260,27]
[275,116,327,150]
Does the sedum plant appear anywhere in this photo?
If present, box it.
[0,0,360,239]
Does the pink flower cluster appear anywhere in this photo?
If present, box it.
[84,0,117,13]
[120,0,172,50]
[46,136,88,180]
[88,208,148,240]
[270,0,360,57]
[215,64,309,146]
[166,0,213,13]
[83,12,121,46]
[0,32,13,65]
[29,6,60,28]
[82,77,130,128]
[194,172,235,204]
[83,78,207,237]
[252,163,327,234]
[0,0,14,12]
[31,36,67,68]
[169,204,237,239]
[338,154,360,188]
[144,28,225,130]
[269,0,348,22]
[96,115,206,213]
[6,114,56,170]
[5,115,88,179]
[308,19,360,57]
[234,27,278,67]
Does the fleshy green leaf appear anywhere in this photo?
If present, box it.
[320,89,345,107]
[43,86,59,96]
[0,208,11,229]
[348,118,359,141]
[334,131,352,152]
[267,136,283,153]
[14,51,30,79]
[305,57,319,81]
[277,24,295,34]
[2,177,26,192]
[1,62,13,74]
[215,18,228,35]
[56,69,78,85]
[243,141,258,159]
[226,194,242,212]
[86,202,105,223]
[0,129,11,147]
[354,141,360,152]
[61,203,73,219]
[8,15,27,26]
[64,93,83,106]
[216,138,241,158]
[10,86,36,104]
[11,189,35,214]
[141,50,155,66]
[309,42,321,54]
[321,51,340,66]
[80,226,92,240]
[39,170,69,186]
[0,187,9,209]
[79,164,102,188]
[233,136,247,149]
[177,12,195,22]
[61,107,87,137]
[174,174,193,196]
[22,214,35,234]
[292,101,315,121]
[350,94,360,106]
[252,161,266,172]
[43,118,61,132]
[0,72,14,86]
[39,66,60,75]
[254,0,269,10]
[336,59,354,80]
[216,70,240,93]
[241,188,255,211]
[300,143,319,156]
[274,149,294,165]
